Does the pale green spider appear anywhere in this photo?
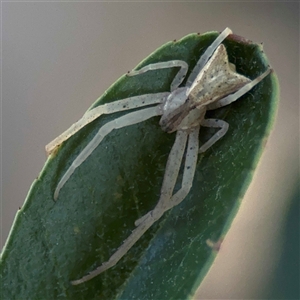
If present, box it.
[46,28,272,285]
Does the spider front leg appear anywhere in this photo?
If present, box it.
[46,92,169,155]
[135,129,188,226]
[134,129,188,226]
[71,130,188,284]
[157,126,200,209]
[71,127,199,285]
[54,105,162,200]
[135,126,199,226]
[71,208,161,285]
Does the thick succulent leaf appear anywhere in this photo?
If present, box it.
[0,31,278,299]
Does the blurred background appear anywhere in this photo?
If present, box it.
[2,2,299,299]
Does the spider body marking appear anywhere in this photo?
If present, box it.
[45,28,272,285]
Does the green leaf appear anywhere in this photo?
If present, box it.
[0,30,278,299]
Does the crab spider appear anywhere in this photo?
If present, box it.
[46,28,272,285]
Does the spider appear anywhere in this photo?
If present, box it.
[46,28,272,285]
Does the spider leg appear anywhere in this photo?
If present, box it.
[46,92,169,155]
[166,126,199,208]
[54,106,162,200]
[135,126,199,227]
[199,119,229,153]
[186,27,232,86]
[71,210,160,285]
[72,130,190,285]
[135,130,188,226]
[127,60,189,92]
[207,67,272,110]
